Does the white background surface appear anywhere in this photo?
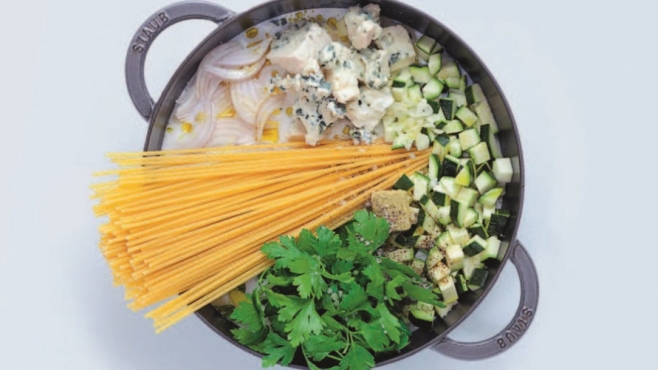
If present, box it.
[1,0,655,369]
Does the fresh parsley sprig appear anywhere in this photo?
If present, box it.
[230,210,444,369]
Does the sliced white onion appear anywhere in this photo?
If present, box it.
[162,107,216,150]
[217,38,272,68]
[206,57,267,82]
[255,93,286,140]
[230,78,268,125]
[199,42,242,69]
[206,117,256,147]
[211,82,233,117]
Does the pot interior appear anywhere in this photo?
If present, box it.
[142,0,524,367]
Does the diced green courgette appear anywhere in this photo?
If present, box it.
[448,89,467,108]
[468,142,491,165]
[447,224,470,246]
[443,120,464,134]
[472,100,499,132]
[428,154,441,187]
[474,170,497,194]
[435,302,456,318]
[455,106,479,128]
[415,235,436,250]
[428,53,442,75]
[487,210,510,236]
[448,136,463,156]
[454,159,475,187]
[468,224,488,239]
[436,231,453,251]
[393,174,415,191]
[458,128,480,151]
[425,246,444,270]
[463,256,483,280]
[492,158,513,183]
[445,244,464,271]
[468,268,489,290]
[437,61,460,80]
[409,259,425,276]
[408,84,423,102]
[454,187,479,207]
[410,301,436,322]
[410,65,432,84]
[416,35,436,54]
[436,176,461,198]
[444,76,461,89]
[431,191,449,207]
[479,124,503,159]
[465,83,486,105]
[428,262,451,283]
[394,68,413,86]
[478,188,504,207]
[422,78,444,100]
[442,155,461,177]
[480,236,501,261]
[412,172,430,201]
[438,276,459,304]
[463,235,487,257]
[439,98,456,120]
[386,248,415,263]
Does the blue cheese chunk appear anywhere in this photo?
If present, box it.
[375,25,416,72]
[346,88,394,133]
[268,22,333,75]
[359,48,391,89]
[319,42,365,103]
[344,4,382,50]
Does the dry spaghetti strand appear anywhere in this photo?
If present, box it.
[92,141,430,331]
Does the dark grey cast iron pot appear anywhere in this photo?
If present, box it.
[125,0,540,367]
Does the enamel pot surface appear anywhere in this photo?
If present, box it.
[124,1,539,367]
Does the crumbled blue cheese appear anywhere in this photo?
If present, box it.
[319,42,364,103]
[268,22,333,75]
[346,88,394,133]
[344,4,382,50]
[358,48,391,89]
[375,25,416,72]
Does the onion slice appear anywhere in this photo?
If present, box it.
[162,107,216,150]
[230,78,268,125]
[206,117,256,147]
[217,38,272,68]
[255,93,285,140]
[206,58,267,82]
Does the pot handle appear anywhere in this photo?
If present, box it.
[433,241,539,360]
[125,1,235,121]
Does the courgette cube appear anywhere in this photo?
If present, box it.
[410,65,433,84]
[437,61,460,80]
[431,191,450,207]
[416,35,436,54]
[412,172,430,201]
[445,244,465,271]
[479,124,503,159]
[415,235,436,250]
[428,262,451,283]
[448,89,467,108]
[468,142,491,165]
[428,154,442,187]
[410,301,436,322]
[461,209,479,228]
[438,276,459,304]
[465,83,486,105]
[435,302,457,318]
[474,170,497,194]
[443,120,464,134]
[478,188,504,208]
[422,78,444,100]
[463,235,488,257]
[468,268,489,290]
[439,98,456,120]
[481,236,501,261]
[386,248,415,263]
[425,246,444,270]
[458,128,481,151]
[468,224,489,239]
[409,259,425,276]
[450,200,468,228]
[442,155,462,177]
[463,256,483,280]
[455,106,479,127]
[447,224,470,246]
[455,274,469,295]
[393,174,415,191]
[472,100,499,132]
[455,160,475,187]
[492,158,514,183]
[454,187,479,208]
[487,210,510,236]
[444,76,461,89]
[428,53,442,75]
[436,231,453,251]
